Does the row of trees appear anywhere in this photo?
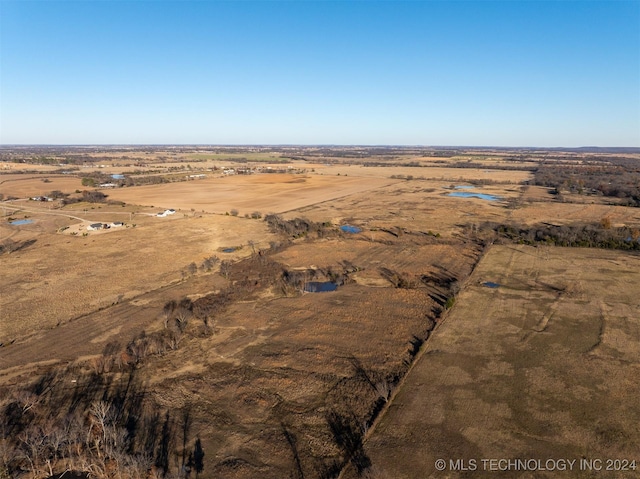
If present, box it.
[473,221,640,250]
[0,238,37,255]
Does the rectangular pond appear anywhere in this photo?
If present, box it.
[340,225,362,234]
[304,282,338,293]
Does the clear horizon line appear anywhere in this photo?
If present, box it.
[1,144,639,150]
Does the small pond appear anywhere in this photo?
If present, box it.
[340,225,362,234]
[10,219,33,225]
[448,192,501,201]
[111,174,125,179]
[304,281,338,293]
[222,248,236,253]
[483,281,501,288]
[454,185,476,189]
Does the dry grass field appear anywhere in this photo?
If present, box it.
[1,147,639,479]
[79,236,480,478]
[0,174,83,198]
[314,165,532,183]
[287,180,522,238]
[0,168,404,348]
[511,202,640,228]
[106,173,397,214]
[0,213,276,344]
[1,216,482,477]
[0,163,63,172]
[356,245,640,479]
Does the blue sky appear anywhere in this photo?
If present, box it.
[1,1,638,146]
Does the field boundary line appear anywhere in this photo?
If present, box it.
[278,179,400,215]
[337,241,493,479]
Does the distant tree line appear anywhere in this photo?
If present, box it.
[533,161,640,206]
[472,221,640,250]
[79,172,171,188]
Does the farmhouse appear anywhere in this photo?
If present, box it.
[156,209,176,217]
[87,223,104,231]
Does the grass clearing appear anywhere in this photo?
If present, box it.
[357,245,640,479]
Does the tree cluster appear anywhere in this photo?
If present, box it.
[81,190,108,203]
[533,161,640,206]
[474,221,640,250]
[0,370,204,479]
[265,215,334,239]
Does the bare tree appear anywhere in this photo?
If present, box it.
[219,260,232,279]
[374,381,391,403]
[13,390,41,414]
[247,240,256,256]
[174,307,192,333]
[89,401,112,449]
[200,255,219,272]
[187,262,198,276]
[18,425,47,477]
[161,300,177,329]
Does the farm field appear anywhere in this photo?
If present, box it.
[0,174,83,198]
[286,180,521,238]
[0,216,482,477]
[356,245,640,479]
[133,238,482,478]
[106,173,397,215]
[510,201,640,227]
[0,156,523,368]
[0,212,276,343]
[1,146,639,479]
[313,165,533,183]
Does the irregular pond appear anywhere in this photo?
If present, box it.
[222,248,236,253]
[483,281,500,288]
[10,219,33,225]
[454,185,476,189]
[304,281,338,293]
[111,174,125,179]
[448,192,501,201]
[340,225,362,234]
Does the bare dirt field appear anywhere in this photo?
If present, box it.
[356,245,640,479]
